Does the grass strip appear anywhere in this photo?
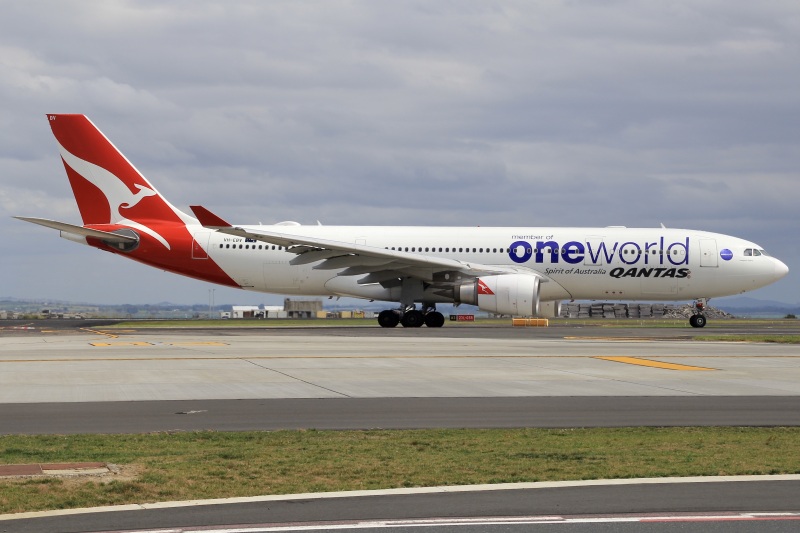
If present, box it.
[2,427,799,514]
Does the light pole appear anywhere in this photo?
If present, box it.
[208,288,215,318]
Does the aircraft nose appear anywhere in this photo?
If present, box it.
[774,258,789,280]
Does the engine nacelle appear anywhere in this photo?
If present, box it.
[457,275,540,316]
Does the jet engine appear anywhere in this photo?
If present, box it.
[456,274,540,316]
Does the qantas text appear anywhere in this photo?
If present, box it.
[508,237,690,266]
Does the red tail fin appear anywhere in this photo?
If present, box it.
[47,114,193,227]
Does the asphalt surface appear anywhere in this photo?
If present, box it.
[7,479,800,533]
[3,396,800,434]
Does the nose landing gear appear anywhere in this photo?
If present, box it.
[689,299,707,328]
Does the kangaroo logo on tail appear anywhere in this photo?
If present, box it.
[48,115,196,249]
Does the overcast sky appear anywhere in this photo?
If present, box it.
[2,0,798,306]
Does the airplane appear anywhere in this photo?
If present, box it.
[15,114,789,328]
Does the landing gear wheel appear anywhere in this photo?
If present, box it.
[377,310,400,328]
[690,299,708,328]
[424,311,445,328]
[689,315,706,328]
[400,310,424,328]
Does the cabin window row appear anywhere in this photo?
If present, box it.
[622,249,684,255]
[386,247,510,253]
[219,243,286,250]
[217,243,687,256]
[382,247,684,255]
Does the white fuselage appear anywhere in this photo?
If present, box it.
[194,225,787,303]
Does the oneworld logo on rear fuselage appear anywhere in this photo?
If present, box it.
[508,237,690,266]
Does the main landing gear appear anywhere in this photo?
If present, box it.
[377,306,445,328]
[689,299,707,328]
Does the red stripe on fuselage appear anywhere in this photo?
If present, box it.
[86,224,239,288]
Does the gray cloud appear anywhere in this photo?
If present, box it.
[2,0,798,304]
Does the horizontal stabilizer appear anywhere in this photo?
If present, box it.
[14,217,138,243]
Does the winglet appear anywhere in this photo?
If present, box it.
[190,205,232,228]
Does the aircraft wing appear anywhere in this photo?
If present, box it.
[14,217,139,243]
[190,206,540,285]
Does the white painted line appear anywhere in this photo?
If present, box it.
[87,512,800,532]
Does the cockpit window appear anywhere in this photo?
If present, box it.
[759,249,769,256]
[753,249,762,256]
[744,249,752,256]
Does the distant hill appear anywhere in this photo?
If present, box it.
[712,296,799,317]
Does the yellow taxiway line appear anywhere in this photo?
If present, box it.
[79,328,119,339]
[594,356,716,371]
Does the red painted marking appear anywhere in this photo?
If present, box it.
[477,279,494,295]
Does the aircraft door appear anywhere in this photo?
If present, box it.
[191,232,210,259]
[699,239,718,267]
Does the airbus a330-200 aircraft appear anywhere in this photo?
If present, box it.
[16,115,789,328]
